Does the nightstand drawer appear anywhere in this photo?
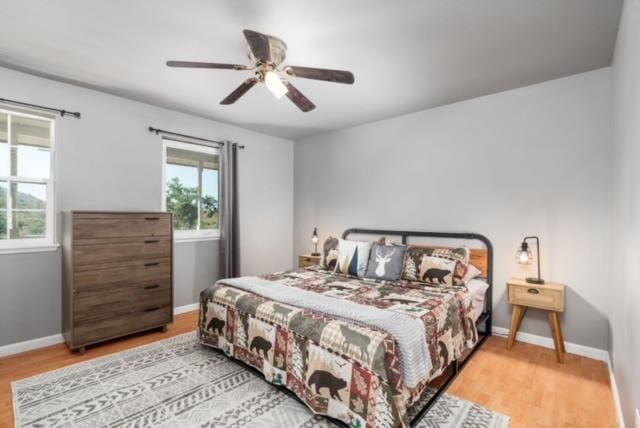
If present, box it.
[508,283,564,311]
[299,255,321,268]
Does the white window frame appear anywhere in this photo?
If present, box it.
[0,108,57,254]
[161,138,220,242]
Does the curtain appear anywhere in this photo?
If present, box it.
[220,141,240,278]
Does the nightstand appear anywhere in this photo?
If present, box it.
[298,254,321,268]
[506,278,566,363]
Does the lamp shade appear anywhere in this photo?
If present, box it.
[516,237,544,284]
[310,227,320,256]
[516,242,533,265]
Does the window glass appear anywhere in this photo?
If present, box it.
[0,111,54,245]
[11,115,51,179]
[0,212,5,239]
[10,211,46,239]
[0,181,6,209]
[0,180,5,240]
[0,114,8,176]
[12,182,47,209]
[201,168,219,230]
[164,141,219,235]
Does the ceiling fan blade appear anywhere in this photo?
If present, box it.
[220,78,258,105]
[167,61,247,70]
[284,66,354,84]
[243,29,272,63]
[283,81,316,112]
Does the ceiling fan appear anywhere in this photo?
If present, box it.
[166,29,354,112]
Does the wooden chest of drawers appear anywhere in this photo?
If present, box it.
[62,211,174,353]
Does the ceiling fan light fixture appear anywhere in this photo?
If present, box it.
[264,71,288,99]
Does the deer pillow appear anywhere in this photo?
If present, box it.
[364,243,407,281]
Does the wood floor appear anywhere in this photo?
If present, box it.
[0,311,618,427]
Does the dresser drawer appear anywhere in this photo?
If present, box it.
[73,236,171,266]
[73,258,172,289]
[508,283,564,311]
[73,213,171,240]
[74,306,172,346]
[74,279,171,318]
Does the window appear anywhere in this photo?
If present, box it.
[0,109,55,249]
[162,139,220,240]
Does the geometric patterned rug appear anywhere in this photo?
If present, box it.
[12,332,509,427]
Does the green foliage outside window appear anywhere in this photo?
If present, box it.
[0,186,46,239]
[166,177,218,231]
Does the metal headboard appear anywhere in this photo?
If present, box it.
[341,227,493,335]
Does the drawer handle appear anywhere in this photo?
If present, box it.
[527,288,540,294]
[144,239,160,244]
[145,217,160,221]
[144,307,160,312]
[144,284,160,290]
[144,262,159,267]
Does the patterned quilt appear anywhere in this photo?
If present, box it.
[198,267,478,428]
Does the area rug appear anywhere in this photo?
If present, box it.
[12,332,509,427]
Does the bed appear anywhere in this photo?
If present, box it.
[198,228,493,427]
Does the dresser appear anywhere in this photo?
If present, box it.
[62,211,174,354]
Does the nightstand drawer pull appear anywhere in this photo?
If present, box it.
[144,239,160,244]
[144,284,160,290]
[144,262,159,267]
[527,288,540,294]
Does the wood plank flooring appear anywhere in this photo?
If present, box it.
[0,311,618,427]
[449,335,618,427]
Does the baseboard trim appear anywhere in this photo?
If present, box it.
[491,326,609,361]
[174,303,199,315]
[0,333,65,358]
[606,354,626,428]
[0,304,200,358]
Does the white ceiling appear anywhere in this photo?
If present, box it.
[0,0,622,140]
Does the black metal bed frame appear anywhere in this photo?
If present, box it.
[341,228,493,426]
[208,228,493,427]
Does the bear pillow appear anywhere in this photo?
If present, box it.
[402,245,469,287]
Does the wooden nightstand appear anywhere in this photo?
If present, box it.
[298,254,321,268]
[506,278,566,363]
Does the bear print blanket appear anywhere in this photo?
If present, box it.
[199,267,478,428]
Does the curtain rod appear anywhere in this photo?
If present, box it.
[148,126,245,149]
[0,97,81,118]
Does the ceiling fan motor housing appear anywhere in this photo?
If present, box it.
[247,34,287,67]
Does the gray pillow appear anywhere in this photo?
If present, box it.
[364,243,407,281]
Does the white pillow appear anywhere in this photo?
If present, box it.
[466,278,490,320]
[462,263,482,283]
[334,239,372,277]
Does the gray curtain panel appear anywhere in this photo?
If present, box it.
[220,141,240,278]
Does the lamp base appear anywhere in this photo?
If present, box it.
[526,277,545,284]
[311,252,321,257]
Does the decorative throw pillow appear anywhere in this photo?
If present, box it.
[462,263,482,283]
[334,239,372,277]
[321,236,340,270]
[364,243,407,281]
[402,245,470,286]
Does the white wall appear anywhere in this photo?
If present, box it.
[0,66,294,346]
[610,0,640,425]
[294,68,612,350]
